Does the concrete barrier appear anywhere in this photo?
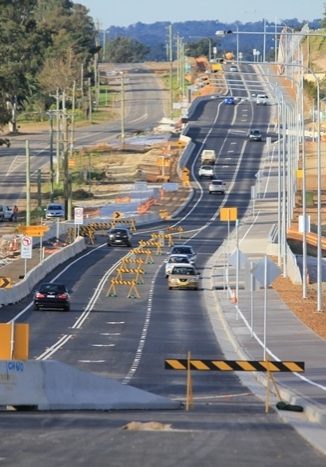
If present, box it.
[0,360,180,410]
[0,237,87,306]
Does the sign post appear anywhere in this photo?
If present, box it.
[74,207,84,237]
[20,235,32,277]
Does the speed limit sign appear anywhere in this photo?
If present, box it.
[21,235,32,259]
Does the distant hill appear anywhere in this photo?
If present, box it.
[105,18,322,61]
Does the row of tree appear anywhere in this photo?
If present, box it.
[0,0,98,130]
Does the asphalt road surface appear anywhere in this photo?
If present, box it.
[0,64,325,466]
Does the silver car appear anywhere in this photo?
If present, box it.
[46,203,65,219]
[209,179,226,194]
[165,254,191,277]
[168,245,197,264]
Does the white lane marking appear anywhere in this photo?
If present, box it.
[100,333,120,336]
[36,335,73,360]
[78,360,105,363]
[92,344,115,348]
[122,270,160,384]
[106,321,125,324]
[7,156,26,175]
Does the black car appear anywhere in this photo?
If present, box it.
[33,283,70,311]
[107,226,132,247]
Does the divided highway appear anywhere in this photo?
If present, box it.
[0,65,324,466]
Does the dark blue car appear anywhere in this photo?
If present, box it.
[224,96,235,105]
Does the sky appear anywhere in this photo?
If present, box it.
[76,0,324,28]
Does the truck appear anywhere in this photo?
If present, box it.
[200,149,216,165]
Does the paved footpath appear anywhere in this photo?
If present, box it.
[203,151,326,454]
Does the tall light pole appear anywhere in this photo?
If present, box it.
[120,72,125,145]
[220,25,324,311]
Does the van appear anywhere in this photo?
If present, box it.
[45,203,65,219]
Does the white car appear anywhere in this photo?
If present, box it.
[168,245,197,264]
[164,254,191,277]
[256,94,268,105]
[208,179,226,194]
[3,206,13,220]
[199,165,214,178]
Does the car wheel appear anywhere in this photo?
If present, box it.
[209,191,212,194]
[33,304,39,311]
[63,305,70,312]
[168,286,172,290]
[127,242,132,247]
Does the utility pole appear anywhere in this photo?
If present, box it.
[70,80,76,158]
[55,88,60,184]
[88,77,92,122]
[62,90,70,221]
[25,140,30,226]
[48,112,54,201]
[168,24,173,118]
[120,72,125,144]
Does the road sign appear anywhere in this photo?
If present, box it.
[21,236,32,259]
[0,277,12,288]
[296,169,303,179]
[220,207,238,221]
[18,225,49,237]
[74,207,84,225]
[113,211,123,220]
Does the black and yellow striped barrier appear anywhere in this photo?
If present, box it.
[131,248,154,264]
[165,359,305,372]
[166,355,305,413]
[151,232,174,247]
[167,226,184,239]
[111,218,137,232]
[159,209,171,220]
[107,278,140,299]
[121,258,145,265]
[138,240,162,255]
[116,267,144,284]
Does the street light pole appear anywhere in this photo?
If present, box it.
[120,72,125,145]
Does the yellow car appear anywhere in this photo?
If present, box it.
[168,264,200,290]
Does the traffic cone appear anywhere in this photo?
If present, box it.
[230,290,238,304]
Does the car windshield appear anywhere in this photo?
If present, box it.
[48,205,62,210]
[212,180,223,185]
[171,247,193,255]
[39,284,66,294]
[171,266,195,275]
[111,229,127,234]
[169,256,189,264]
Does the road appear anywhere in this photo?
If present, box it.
[0,64,167,205]
[0,64,324,466]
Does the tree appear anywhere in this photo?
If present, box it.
[0,0,46,130]
[106,37,150,63]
